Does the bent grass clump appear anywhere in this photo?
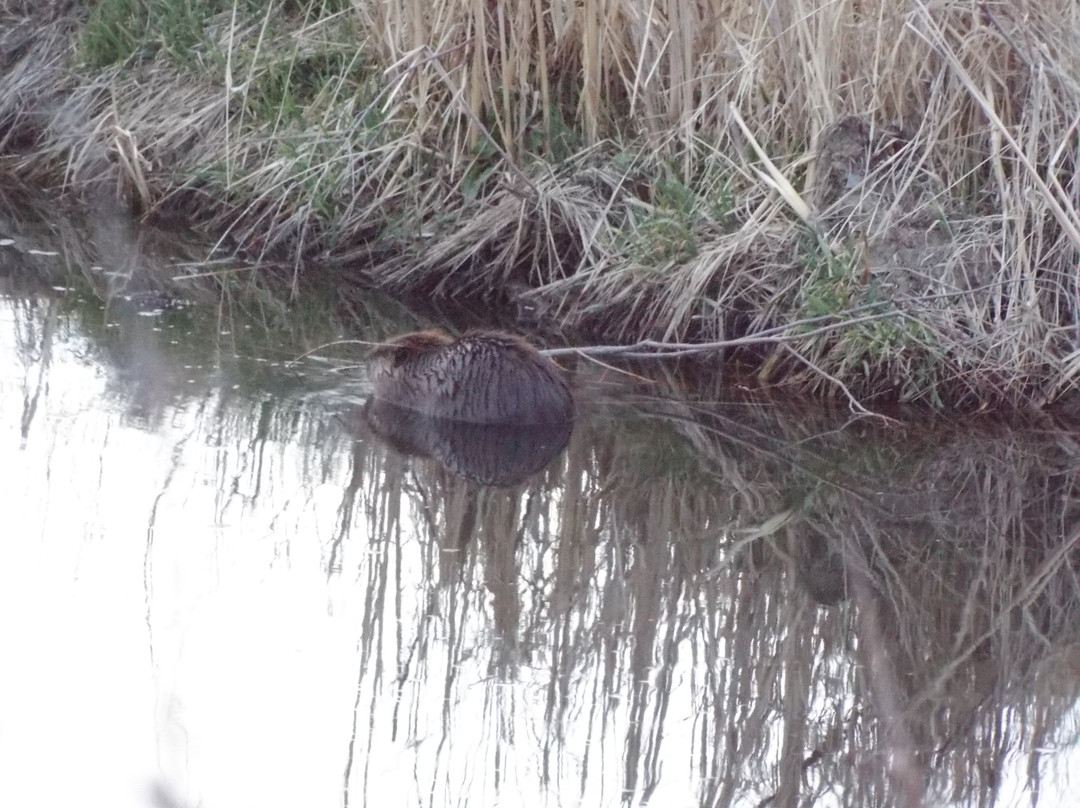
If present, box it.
[1,0,1080,408]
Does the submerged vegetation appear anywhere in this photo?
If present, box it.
[2,0,1080,408]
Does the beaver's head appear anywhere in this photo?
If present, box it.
[368,330,453,371]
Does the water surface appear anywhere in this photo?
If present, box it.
[3,208,1080,808]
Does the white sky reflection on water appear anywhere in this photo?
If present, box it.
[0,297,365,807]
[0,293,682,808]
[2,287,1079,808]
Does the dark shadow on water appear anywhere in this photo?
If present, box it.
[357,397,573,487]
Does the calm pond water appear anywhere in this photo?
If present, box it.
[3,202,1080,808]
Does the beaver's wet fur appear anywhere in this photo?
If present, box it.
[367,330,573,425]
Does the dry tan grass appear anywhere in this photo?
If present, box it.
[2,0,1080,406]
[332,0,1080,407]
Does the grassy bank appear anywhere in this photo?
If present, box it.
[1,0,1079,409]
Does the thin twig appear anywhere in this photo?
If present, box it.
[542,310,905,359]
[779,343,896,421]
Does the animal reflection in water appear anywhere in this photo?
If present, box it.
[363,330,574,486]
[367,329,573,425]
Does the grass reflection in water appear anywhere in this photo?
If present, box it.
[4,273,1080,807]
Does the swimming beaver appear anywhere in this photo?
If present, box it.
[367,329,573,425]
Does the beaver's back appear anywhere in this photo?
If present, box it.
[368,330,573,425]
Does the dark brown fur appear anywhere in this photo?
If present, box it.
[367,330,573,425]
